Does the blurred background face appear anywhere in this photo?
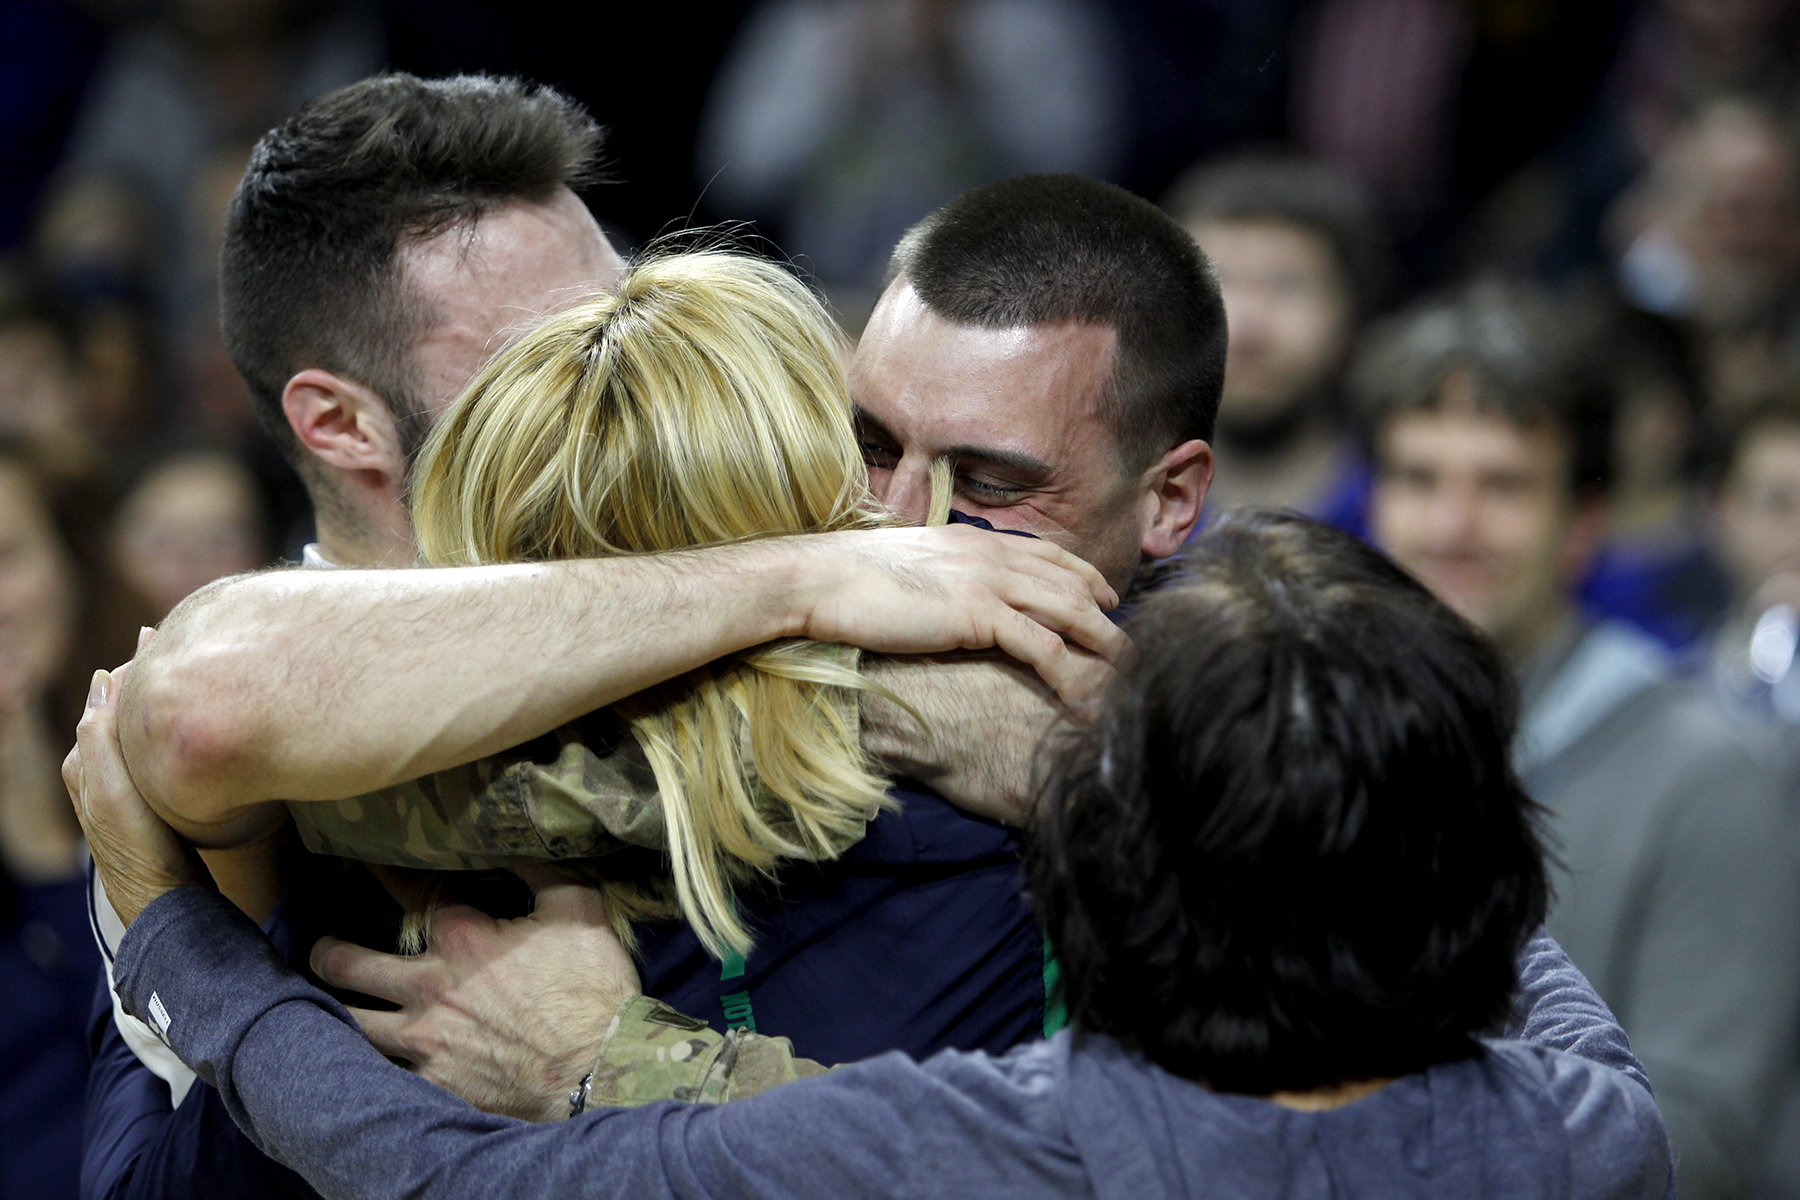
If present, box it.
[1644,104,1800,329]
[112,452,268,620]
[0,461,73,707]
[0,319,95,480]
[1189,218,1353,439]
[1718,420,1800,599]
[1370,403,1589,654]
[0,323,78,434]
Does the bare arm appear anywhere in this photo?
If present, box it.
[862,654,1070,824]
[121,526,1124,846]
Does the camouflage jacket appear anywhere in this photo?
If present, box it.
[589,994,828,1107]
[287,648,865,871]
[288,711,668,870]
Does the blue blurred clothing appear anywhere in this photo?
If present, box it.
[2,872,101,1200]
[1577,537,1731,654]
[1190,451,1373,541]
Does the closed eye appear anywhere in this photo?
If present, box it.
[957,473,1025,503]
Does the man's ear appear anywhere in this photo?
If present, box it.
[1138,439,1214,560]
[281,369,406,484]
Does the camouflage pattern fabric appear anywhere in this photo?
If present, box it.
[287,646,867,871]
[587,994,829,1107]
[288,710,667,870]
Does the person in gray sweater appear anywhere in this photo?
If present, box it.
[69,510,1671,1199]
[1365,284,1800,1198]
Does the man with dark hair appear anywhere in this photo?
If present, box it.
[1363,282,1799,1200]
[852,173,1219,589]
[84,71,633,1200]
[1164,152,1385,523]
[69,511,1672,1197]
[217,72,626,568]
[86,78,1129,1200]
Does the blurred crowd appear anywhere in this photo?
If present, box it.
[10,0,1800,1197]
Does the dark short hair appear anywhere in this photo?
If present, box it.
[221,73,604,465]
[885,174,1226,467]
[1027,508,1548,1093]
[1164,150,1389,320]
[1352,282,1614,495]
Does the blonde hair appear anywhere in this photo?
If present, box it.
[411,251,895,957]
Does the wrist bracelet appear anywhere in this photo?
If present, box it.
[567,1071,594,1119]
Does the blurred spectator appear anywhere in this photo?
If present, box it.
[1291,0,1470,223]
[29,172,158,453]
[696,0,1124,321]
[177,142,259,446]
[1290,0,1626,289]
[0,442,104,1200]
[1579,304,1733,649]
[56,0,380,358]
[1090,0,1304,203]
[1617,0,1800,161]
[1463,0,1800,288]
[0,270,103,481]
[1166,150,1384,528]
[110,448,269,621]
[1611,95,1800,412]
[1708,384,1800,712]
[1361,281,1800,1200]
[1704,384,1800,1200]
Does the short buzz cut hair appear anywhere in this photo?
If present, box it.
[1028,509,1548,1093]
[884,174,1227,467]
[221,73,604,465]
[1352,281,1614,496]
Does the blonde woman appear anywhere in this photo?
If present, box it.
[277,249,1058,1064]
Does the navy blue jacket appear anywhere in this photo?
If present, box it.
[2,874,101,1200]
[638,784,1044,1064]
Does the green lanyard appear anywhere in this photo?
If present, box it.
[719,946,756,1032]
[1042,935,1069,1037]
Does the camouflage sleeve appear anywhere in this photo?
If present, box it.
[585,994,831,1108]
[287,710,667,871]
[287,645,866,872]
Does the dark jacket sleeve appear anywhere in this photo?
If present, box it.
[83,916,315,1200]
[110,888,928,1200]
